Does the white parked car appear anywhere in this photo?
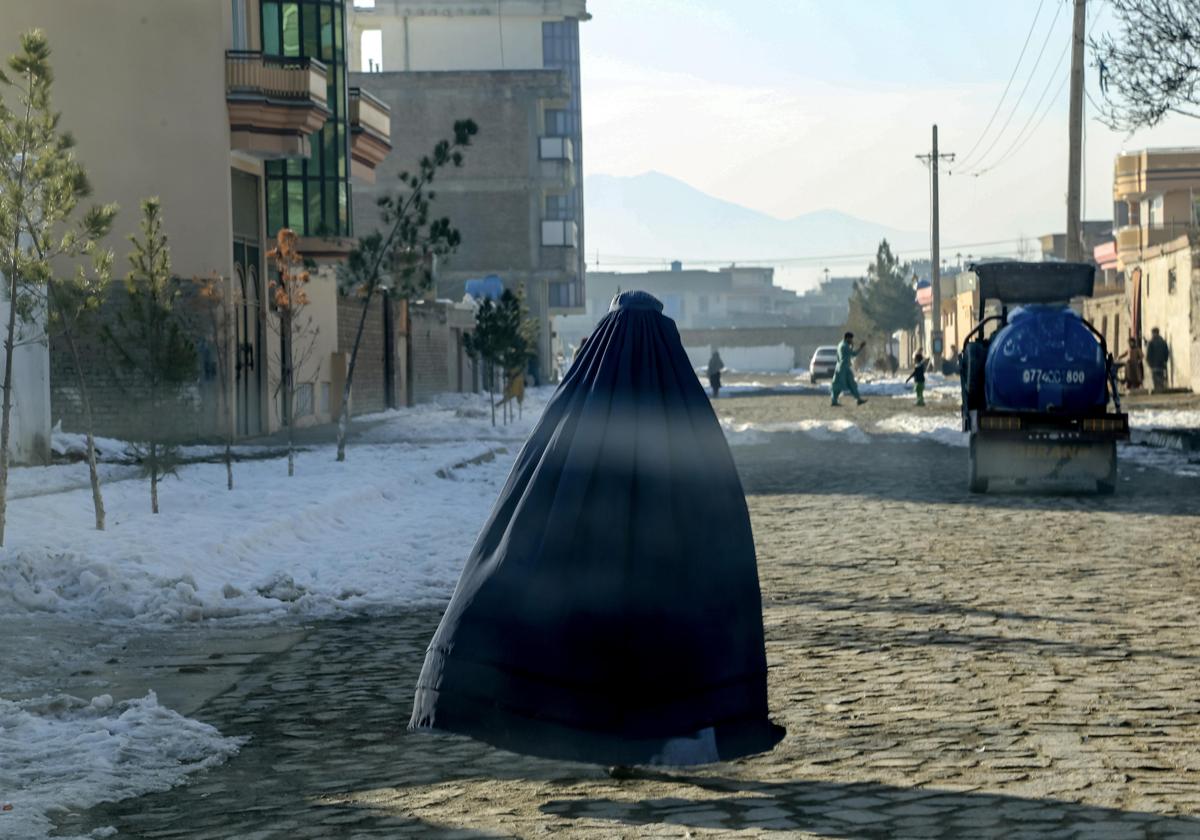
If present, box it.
[808,345,839,383]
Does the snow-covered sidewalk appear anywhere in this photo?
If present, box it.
[2,389,551,840]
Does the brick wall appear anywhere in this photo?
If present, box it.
[50,285,219,444]
[336,294,393,416]
[408,302,450,404]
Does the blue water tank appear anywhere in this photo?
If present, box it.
[985,305,1107,412]
[465,274,504,301]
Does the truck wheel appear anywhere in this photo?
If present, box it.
[968,437,988,494]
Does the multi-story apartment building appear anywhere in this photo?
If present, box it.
[4,0,394,439]
[347,0,589,382]
[1111,148,1200,392]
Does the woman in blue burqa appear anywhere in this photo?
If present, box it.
[410,291,785,766]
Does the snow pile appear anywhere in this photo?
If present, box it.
[50,423,131,462]
[356,387,551,443]
[722,418,871,446]
[1,440,512,624]
[875,413,967,447]
[1129,409,1200,430]
[0,691,245,840]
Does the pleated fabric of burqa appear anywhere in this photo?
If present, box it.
[409,290,784,766]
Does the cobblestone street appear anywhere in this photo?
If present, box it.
[55,395,1200,839]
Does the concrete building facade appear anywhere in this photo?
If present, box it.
[3,0,394,441]
[349,0,589,381]
[1111,148,1200,391]
[349,68,572,382]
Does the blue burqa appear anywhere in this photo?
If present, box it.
[410,291,784,766]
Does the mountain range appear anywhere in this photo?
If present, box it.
[583,171,924,272]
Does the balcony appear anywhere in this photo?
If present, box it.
[548,276,585,315]
[1114,223,1193,268]
[1113,148,1200,201]
[541,219,578,248]
[539,136,574,162]
[348,87,392,184]
[226,51,330,159]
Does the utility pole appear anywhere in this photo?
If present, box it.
[1066,0,1086,262]
[916,124,954,357]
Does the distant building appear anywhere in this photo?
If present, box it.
[796,275,858,326]
[1110,147,1200,391]
[1038,222,1114,262]
[348,0,590,382]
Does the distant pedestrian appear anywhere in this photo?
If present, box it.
[830,332,867,406]
[1146,328,1170,392]
[886,352,899,375]
[1118,335,1143,390]
[707,349,724,399]
[941,344,960,376]
[906,352,930,406]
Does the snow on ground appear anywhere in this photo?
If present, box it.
[355,387,551,443]
[3,438,512,625]
[1128,408,1200,430]
[721,418,872,446]
[875,413,967,447]
[7,391,535,840]
[0,691,246,840]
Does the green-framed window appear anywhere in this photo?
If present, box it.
[262,0,351,238]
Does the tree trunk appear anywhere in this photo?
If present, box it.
[150,441,159,514]
[66,327,106,530]
[0,282,18,547]
[0,72,35,547]
[336,290,375,463]
[488,362,495,427]
[225,442,233,491]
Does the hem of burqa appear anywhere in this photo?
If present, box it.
[409,290,786,767]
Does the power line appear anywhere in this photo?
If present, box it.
[588,237,1038,267]
[967,70,1070,176]
[954,0,1065,174]
[961,40,1070,176]
[955,0,1046,170]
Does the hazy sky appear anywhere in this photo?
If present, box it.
[580,0,1199,280]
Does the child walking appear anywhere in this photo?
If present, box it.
[906,352,930,406]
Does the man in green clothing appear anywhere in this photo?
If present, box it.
[831,331,868,406]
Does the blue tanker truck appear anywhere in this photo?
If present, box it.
[959,261,1129,494]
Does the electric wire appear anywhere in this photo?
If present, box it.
[955,0,1047,170]
[962,40,1070,176]
[953,0,1065,175]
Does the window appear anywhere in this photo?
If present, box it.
[544,108,570,137]
[321,382,331,414]
[231,0,248,48]
[261,0,352,237]
[1169,267,1178,295]
[295,382,314,417]
[545,193,574,221]
[1144,194,1164,228]
[361,29,382,71]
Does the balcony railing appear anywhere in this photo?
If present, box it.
[349,87,390,139]
[226,50,331,159]
[541,219,578,248]
[347,86,392,182]
[539,136,574,162]
[226,50,328,108]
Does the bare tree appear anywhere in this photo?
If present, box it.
[1091,0,1200,130]
[335,119,477,461]
[265,228,316,478]
[190,272,236,490]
